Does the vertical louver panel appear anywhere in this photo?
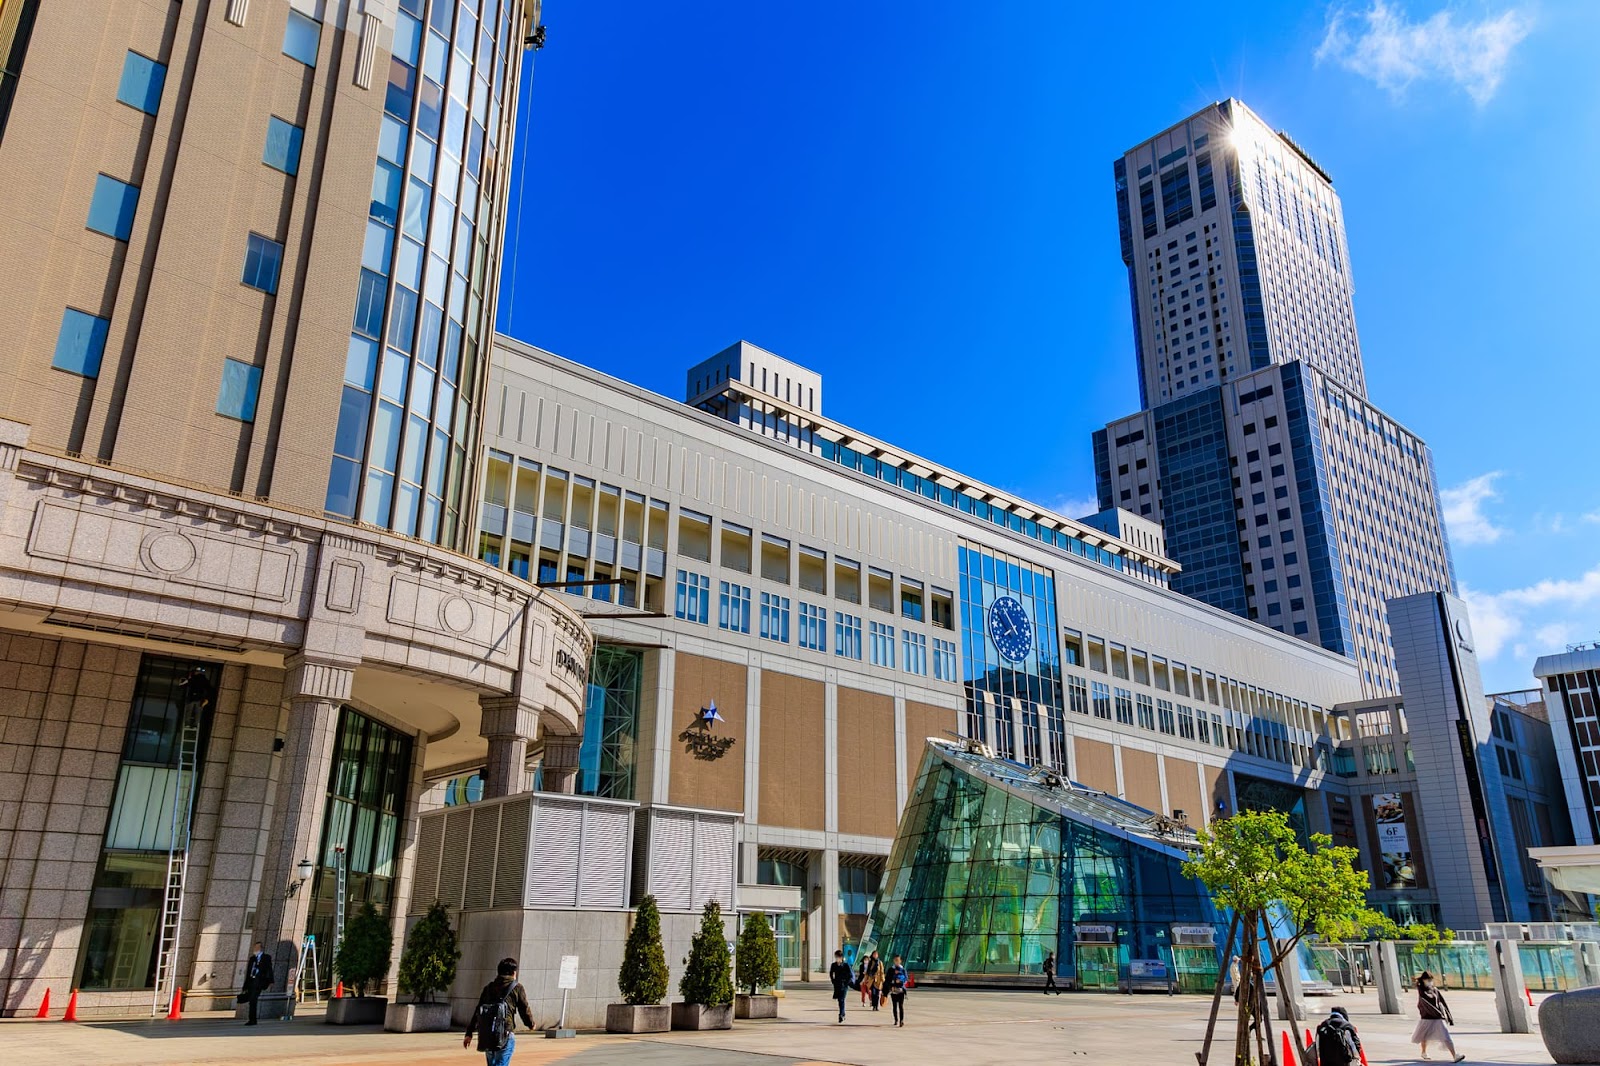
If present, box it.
[463,804,499,910]
[650,811,695,911]
[526,799,581,907]
[692,816,736,911]
[410,813,445,915]
[437,809,472,910]
[492,797,530,909]
[577,805,630,908]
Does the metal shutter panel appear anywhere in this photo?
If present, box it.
[464,805,500,910]
[577,805,629,908]
[410,813,444,915]
[650,811,695,911]
[526,798,581,907]
[692,816,735,911]
[492,797,530,909]
[437,809,472,910]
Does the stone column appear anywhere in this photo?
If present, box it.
[1488,938,1532,1033]
[541,733,582,794]
[1273,938,1306,1022]
[479,696,539,798]
[1577,941,1600,990]
[251,657,352,1004]
[1375,940,1406,1015]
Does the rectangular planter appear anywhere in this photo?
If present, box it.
[606,1003,671,1033]
[384,1001,452,1032]
[671,1001,733,1030]
[326,996,388,1025]
[734,994,777,1019]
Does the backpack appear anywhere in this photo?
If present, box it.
[1315,1018,1358,1066]
[475,980,518,1052]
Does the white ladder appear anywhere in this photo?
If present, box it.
[151,678,205,1016]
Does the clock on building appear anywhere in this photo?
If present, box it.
[987,595,1034,663]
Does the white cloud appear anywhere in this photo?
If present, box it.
[1440,471,1507,547]
[1461,565,1600,662]
[1584,511,1600,526]
[1047,494,1102,521]
[1316,1,1533,106]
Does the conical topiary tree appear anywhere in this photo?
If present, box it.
[678,900,733,1007]
[618,895,670,1005]
[334,901,394,997]
[397,900,460,1004]
[735,911,781,996]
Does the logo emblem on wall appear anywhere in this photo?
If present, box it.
[987,595,1033,663]
[680,700,737,761]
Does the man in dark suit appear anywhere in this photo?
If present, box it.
[242,942,274,1025]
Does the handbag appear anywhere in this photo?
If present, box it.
[238,986,254,1004]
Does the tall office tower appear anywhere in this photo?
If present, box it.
[1094,100,1456,697]
[0,0,531,548]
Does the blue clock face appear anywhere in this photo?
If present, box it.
[987,596,1033,663]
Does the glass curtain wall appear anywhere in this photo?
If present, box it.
[577,645,641,800]
[77,656,218,990]
[863,748,1220,984]
[325,0,525,548]
[304,708,413,985]
[957,543,1063,767]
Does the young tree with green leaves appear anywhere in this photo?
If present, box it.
[618,895,670,1005]
[1183,810,1379,1066]
[735,911,781,996]
[679,900,734,1007]
[334,901,394,998]
[396,900,460,1003]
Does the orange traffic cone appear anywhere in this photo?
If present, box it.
[334,980,343,999]
[1305,1027,1313,1048]
[1525,987,1534,1007]
[1359,1046,1369,1066]
[165,988,183,1020]
[62,989,79,1022]
[1282,1028,1297,1065]
[33,988,50,1019]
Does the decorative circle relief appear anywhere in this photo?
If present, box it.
[439,594,475,635]
[140,531,198,575]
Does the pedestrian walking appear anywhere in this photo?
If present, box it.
[1314,1005,1364,1066]
[240,941,273,1026]
[463,958,535,1066]
[829,949,853,1023]
[1229,954,1242,1003]
[1042,951,1060,994]
[1411,971,1465,1062]
[865,951,884,1010]
[886,954,909,1027]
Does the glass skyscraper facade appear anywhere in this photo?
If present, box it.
[325,0,525,547]
[861,743,1221,984]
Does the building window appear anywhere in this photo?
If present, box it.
[798,602,827,652]
[1177,703,1196,740]
[116,51,166,114]
[282,9,321,66]
[1115,687,1135,725]
[759,592,789,643]
[215,358,262,422]
[1067,675,1088,715]
[51,308,110,378]
[719,581,751,634]
[1136,693,1156,730]
[1092,681,1112,720]
[869,620,896,669]
[933,638,958,682]
[835,611,862,661]
[241,233,284,294]
[1156,698,1176,735]
[903,631,928,676]
[263,116,304,175]
[86,175,139,240]
[675,570,710,624]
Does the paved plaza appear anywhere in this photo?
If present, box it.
[0,985,1567,1066]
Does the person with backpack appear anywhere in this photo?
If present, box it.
[1412,971,1466,1062]
[886,954,910,1027]
[1042,951,1060,995]
[829,949,853,1023]
[1315,1005,1363,1066]
[463,958,535,1065]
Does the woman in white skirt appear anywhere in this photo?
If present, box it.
[1412,971,1465,1062]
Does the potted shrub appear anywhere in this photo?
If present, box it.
[671,900,734,1030]
[606,895,672,1033]
[385,900,460,1032]
[328,902,393,1025]
[734,911,781,1019]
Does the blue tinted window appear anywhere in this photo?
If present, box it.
[263,117,304,175]
[282,10,321,66]
[216,358,262,421]
[353,269,387,338]
[86,175,139,240]
[241,233,283,294]
[52,309,110,378]
[116,51,166,114]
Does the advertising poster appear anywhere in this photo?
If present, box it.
[1372,792,1416,889]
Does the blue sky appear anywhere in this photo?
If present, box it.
[497,1,1600,693]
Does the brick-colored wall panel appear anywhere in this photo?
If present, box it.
[1074,737,1117,794]
[757,672,824,832]
[667,652,746,813]
[836,687,894,837]
[1122,748,1160,813]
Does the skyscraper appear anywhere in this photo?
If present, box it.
[0,0,526,549]
[1094,100,1456,697]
